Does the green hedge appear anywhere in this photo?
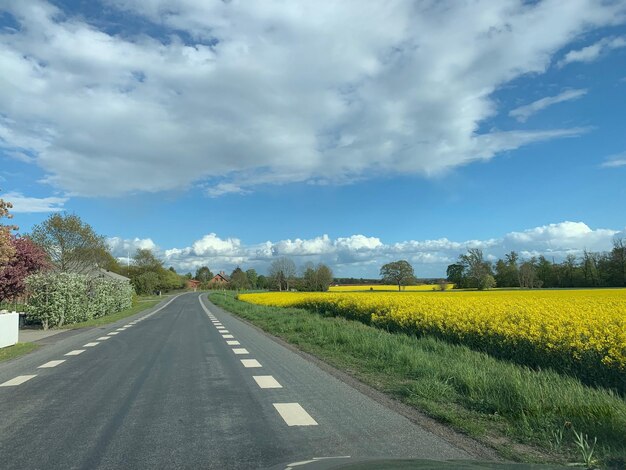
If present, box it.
[26,273,134,329]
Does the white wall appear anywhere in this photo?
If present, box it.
[0,312,19,348]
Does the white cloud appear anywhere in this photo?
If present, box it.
[601,152,626,168]
[120,221,624,277]
[2,191,67,213]
[107,237,157,258]
[509,89,587,122]
[0,0,622,196]
[558,35,626,66]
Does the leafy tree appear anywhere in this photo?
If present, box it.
[0,236,50,301]
[269,257,296,291]
[230,267,250,290]
[256,274,268,290]
[195,266,213,282]
[380,260,416,291]
[30,213,110,273]
[132,271,160,295]
[610,238,626,286]
[519,259,541,288]
[132,248,163,274]
[459,249,494,290]
[246,268,258,288]
[446,263,465,288]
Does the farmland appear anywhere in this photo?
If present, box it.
[239,289,626,391]
[329,284,453,291]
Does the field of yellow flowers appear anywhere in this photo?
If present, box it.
[239,289,626,390]
[329,284,453,291]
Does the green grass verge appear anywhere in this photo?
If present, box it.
[57,298,162,330]
[209,291,626,469]
[0,342,39,363]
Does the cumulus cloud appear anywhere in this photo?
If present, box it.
[107,237,157,258]
[509,89,587,122]
[558,36,626,66]
[112,221,623,277]
[2,191,67,213]
[0,0,623,196]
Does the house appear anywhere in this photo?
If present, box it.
[92,268,131,283]
[210,271,230,286]
[186,279,201,291]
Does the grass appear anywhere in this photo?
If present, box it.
[210,291,626,469]
[0,342,39,363]
[56,298,162,330]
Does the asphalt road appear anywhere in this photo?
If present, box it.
[0,293,473,469]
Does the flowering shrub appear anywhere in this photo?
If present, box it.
[26,273,134,329]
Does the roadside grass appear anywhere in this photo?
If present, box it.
[209,291,626,469]
[0,342,39,363]
[56,298,162,330]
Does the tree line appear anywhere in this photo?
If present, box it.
[446,241,626,289]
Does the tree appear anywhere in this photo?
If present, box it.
[246,268,258,289]
[610,238,626,287]
[230,267,250,290]
[380,260,416,291]
[0,236,50,301]
[0,192,17,266]
[256,274,268,290]
[131,271,159,295]
[459,249,494,290]
[446,263,465,288]
[519,259,541,289]
[269,257,296,291]
[132,248,163,274]
[195,266,213,282]
[30,213,110,273]
[315,263,333,292]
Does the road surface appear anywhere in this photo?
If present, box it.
[0,293,475,469]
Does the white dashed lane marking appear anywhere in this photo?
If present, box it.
[232,348,249,355]
[226,340,240,345]
[97,337,111,341]
[108,332,119,336]
[253,375,282,389]
[273,403,318,426]
[83,342,99,347]
[0,375,37,387]
[38,360,65,368]
[65,350,85,356]
[241,359,262,368]
[220,330,230,334]
[222,334,234,339]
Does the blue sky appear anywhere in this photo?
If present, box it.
[1,0,625,277]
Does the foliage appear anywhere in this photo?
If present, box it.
[268,256,296,291]
[0,236,50,301]
[194,266,213,282]
[301,262,334,291]
[240,289,626,391]
[245,269,258,288]
[379,260,416,291]
[26,272,133,329]
[0,191,17,266]
[30,213,110,274]
[132,271,160,295]
[229,267,250,290]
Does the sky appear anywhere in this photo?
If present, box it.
[1,0,625,278]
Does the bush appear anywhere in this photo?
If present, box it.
[132,272,159,295]
[26,273,134,329]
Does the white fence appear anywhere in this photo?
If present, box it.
[0,311,19,348]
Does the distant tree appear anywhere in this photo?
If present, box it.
[0,192,17,266]
[132,248,163,274]
[245,268,258,289]
[195,266,213,282]
[380,260,416,291]
[269,257,296,291]
[30,213,110,273]
[0,236,50,301]
[446,263,465,288]
[184,272,193,280]
[132,271,160,295]
[256,274,268,290]
[459,249,494,290]
[230,267,250,290]
[610,238,626,287]
[518,259,541,289]
[315,263,333,291]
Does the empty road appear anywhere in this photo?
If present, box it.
[0,293,476,469]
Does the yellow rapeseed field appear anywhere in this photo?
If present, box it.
[239,289,626,384]
[329,284,453,291]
